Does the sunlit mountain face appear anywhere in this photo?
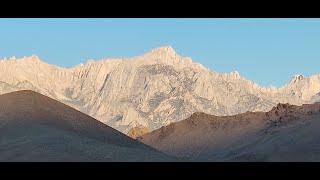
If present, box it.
[1,46,320,137]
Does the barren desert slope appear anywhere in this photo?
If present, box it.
[140,103,320,161]
[0,90,173,161]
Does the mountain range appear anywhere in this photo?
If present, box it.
[1,46,320,136]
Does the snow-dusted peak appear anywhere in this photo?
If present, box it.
[148,46,177,56]
[0,56,17,61]
[0,55,42,63]
[290,74,305,84]
[9,56,16,60]
[230,71,241,79]
[23,55,42,63]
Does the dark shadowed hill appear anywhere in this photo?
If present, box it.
[0,90,173,161]
[140,103,320,161]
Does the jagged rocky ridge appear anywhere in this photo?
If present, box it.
[1,46,320,134]
[139,102,320,161]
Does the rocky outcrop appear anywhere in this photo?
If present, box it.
[128,126,150,139]
[0,46,320,134]
[140,102,320,161]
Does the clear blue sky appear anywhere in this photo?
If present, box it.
[1,18,320,87]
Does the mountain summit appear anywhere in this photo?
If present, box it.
[149,46,177,55]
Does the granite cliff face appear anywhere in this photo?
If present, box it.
[1,46,320,134]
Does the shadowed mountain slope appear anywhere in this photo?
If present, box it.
[140,103,320,161]
[0,90,173,161]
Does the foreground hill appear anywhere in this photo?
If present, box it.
[1,46,320,134]
[140,103,320,161]
[0,90,173,161]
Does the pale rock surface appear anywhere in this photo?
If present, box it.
[0,47,320,134]
[128,125,150,139]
